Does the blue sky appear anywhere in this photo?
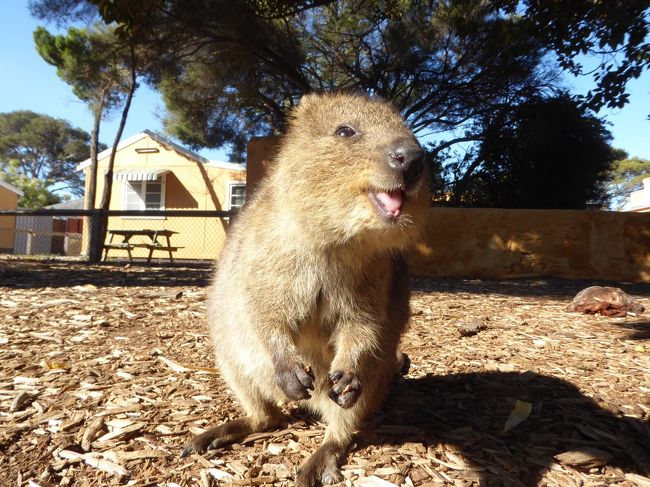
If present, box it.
[1,2,648,162]
[0,2,229,162]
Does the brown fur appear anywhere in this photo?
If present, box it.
[182,92,429,486]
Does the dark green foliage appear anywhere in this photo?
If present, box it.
[34,25,130,114]
[462,96,616,209]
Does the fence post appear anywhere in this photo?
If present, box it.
[87,209,105,263]
[26,231,33,256]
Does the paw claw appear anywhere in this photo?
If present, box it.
[328,370,361,408]
[328,370,343,382]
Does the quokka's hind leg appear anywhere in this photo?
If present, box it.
[295,391,371,486]
[295,437,351,486]
[296,354,398,486]
[180,392,285,457]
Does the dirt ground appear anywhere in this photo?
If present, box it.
[1,258,649,487]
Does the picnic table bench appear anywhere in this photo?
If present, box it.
[103,229,181,263]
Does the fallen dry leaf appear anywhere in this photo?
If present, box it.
[502,399,533,434]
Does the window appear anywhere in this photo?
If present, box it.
[228,183,246,210]
[124,179,165,210]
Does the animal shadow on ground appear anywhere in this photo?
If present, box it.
[613,321,650,340]
[358,371,650,486]
[0,259,211,289]
[410,276,650,300]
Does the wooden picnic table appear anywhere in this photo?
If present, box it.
[103,229,181,263]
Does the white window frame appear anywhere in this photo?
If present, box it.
[121,176,166,219]
[227,182,246,210]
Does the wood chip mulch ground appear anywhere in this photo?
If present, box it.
[1,257,649,487]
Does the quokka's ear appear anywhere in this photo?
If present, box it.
[297,91,323,109]
[288,92,326,126]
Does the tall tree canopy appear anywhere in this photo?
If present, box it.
[34,25,127,111]
[29,0,649,206]
[0,110,91,207]
[91,0,553,159]
[30,0,641,151]
[72,0,649,110]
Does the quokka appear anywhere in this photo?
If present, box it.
[182,92,429,486]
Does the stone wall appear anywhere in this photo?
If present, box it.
[409,208,650,283]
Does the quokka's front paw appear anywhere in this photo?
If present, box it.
[275,360,315,401]
[328,370,361,408]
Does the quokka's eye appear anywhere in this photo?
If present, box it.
[335,125,357,138]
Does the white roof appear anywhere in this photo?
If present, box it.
[76,130,245,172]
[0,179,24,196]
[206,160,247,171]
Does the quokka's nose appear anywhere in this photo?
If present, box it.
[387,140,424,186]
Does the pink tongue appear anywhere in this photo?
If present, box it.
[376,190,403,214]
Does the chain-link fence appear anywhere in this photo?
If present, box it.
[0,209,234,264]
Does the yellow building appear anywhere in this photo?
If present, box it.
[77,130,246,261]
[0,180,23,251]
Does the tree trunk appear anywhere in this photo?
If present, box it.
[97,44,138,253]
[86,91,106,262]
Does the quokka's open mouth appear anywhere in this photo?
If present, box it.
[368,188,405,220]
